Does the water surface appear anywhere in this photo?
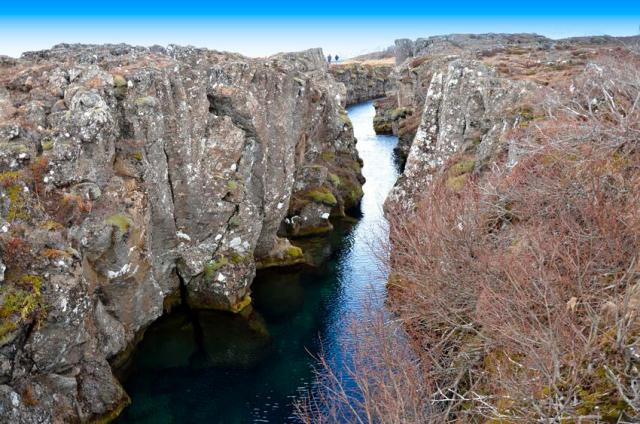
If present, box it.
[115,100,399,423]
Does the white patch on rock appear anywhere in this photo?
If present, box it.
[11,391,19,407]
[229,237,242,249]
[107,263,131,279]
[176,231,191,241]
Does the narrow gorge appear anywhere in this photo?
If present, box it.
[1,32,640,423]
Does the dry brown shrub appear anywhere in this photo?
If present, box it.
[297,52,640,423]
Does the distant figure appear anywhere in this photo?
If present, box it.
[335,55,339,63]
[327,54,332,64]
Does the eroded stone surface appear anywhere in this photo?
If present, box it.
[0,43,363,422]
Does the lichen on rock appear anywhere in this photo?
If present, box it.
[0,42,364,422]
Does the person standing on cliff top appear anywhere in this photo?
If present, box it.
[335,55,339,63]
[327,54,332,64]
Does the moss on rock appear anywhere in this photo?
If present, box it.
[328,173,341,188]
[293,222,334,237]
[286,245,303,258]
[106,213,134,236]
[113,75,127,87]
[204,256,228,280]
[307,188,337,206]
[229,294,252,314]
[320,152,334,162]
[134,96,158,108]
[449,160,475,177]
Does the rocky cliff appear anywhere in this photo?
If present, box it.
[329,61,392,105]
[372,34,640,166]
[0,43,363,423]
[383,33,640,182]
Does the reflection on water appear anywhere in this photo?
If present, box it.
[115,100,399,423]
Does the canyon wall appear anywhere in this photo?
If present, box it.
[376,33,639,163]
[329,61,392,105]
[0,44,363,422]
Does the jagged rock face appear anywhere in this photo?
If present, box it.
[330,62,392,105]
[396,33,552,63]
[387,59,534,210]
[385,34,640,163]
[0,43,362,422]
[372,97,420,162]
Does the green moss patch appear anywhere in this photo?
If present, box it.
[230,215,241,227]
[307,188,337,206]
[0,274,45,345]
[328,173,341,188]
[229,295,252,314]
[113,75,127,87]
[339,113,353,130]
[230,252,247,264]
[134,96,157,108]
[446,174,468,192]
[205,256,229,280]
[106,213,134,236]
[320,152,334,162]
[286,246,303,258]
[449,160,475,177]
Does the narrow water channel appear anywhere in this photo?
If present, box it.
[114,100,400,423]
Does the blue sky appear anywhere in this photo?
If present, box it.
[1,3,639,59]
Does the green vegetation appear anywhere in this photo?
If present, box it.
[320,152,334,162]
[341,179,364,209]
[449,159,475,177]
[227,180,242,195]
[445,174,468,191]
[307,188,337,206]
[204,256,229,280]
[328,173,341,188]
[106,213,134,236]
[339,113,353,130]
[134,96,157,107]
[0,143,28,154]
[0,275,45,345]
[374,122,392,134]
[113,75,127,87]
[230,252,247,264]
[286,245,303,258]
[229,295,252,314]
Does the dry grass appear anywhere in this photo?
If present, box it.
[335,58,395,67]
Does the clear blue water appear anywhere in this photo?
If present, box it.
[114,100,399,423]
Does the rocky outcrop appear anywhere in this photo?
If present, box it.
[330,62,392,105]
[387,59,534,211]
[0,43,362,422]
[384,34,640,162]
